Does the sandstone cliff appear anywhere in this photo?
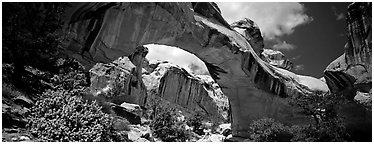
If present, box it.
[324,2,372,140]
[324,3,371,99]
[90,55,229,121]
[261,49,294,71]
[89,56,148,106]
[66,2,362,138]
[143,60,229,121]
[231,18,264,55]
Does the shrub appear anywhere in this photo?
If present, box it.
[150,107,191,142]
[288,92,350,141]
[248,118,293,142]
[186,113,204,135]
[27,89,125,142]
[51,58,88,92]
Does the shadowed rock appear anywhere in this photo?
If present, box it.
[65,2,348,138]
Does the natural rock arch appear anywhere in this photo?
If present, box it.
[65,2,329,138]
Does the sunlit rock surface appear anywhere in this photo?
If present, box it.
[261,49,294,71]
[231,18,264,55]
[89,56,148,105]
[66,2,354,138]
[324,2,372,140]
[143,60,229,121]
[324,2,371,97]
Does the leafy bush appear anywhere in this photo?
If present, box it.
[248,92,350,142]
[104,75,126,103]
[51,58,89,92]
[248,118,293,142]
[248,117,349,142]
[289,92,349,141]
[186,113,204,135]
[150,107,191,142]
[27,89,125,142]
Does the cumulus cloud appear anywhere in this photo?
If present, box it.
[217,2,313,40]
[294,64,305,71]
[331,6,345,21]
[272,41,295,51]
[144,44,209,75]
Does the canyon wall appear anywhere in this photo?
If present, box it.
[324,2,372,140]
[65,2,368,138]
[90,56,229,121]
[143,60,229,121]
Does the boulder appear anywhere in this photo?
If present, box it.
[111,104,141,125]
[89,48,148,106]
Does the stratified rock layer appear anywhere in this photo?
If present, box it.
[89,56,148,105]
[143,60,229,121]
[325,2,371,95]
[231,18,264,55]
[324,2,371,141]
[67,2,330,137]
[261,49,293,71]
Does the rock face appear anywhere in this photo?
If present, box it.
[90,56,229,121]
[261,49,294,71]
[324,2,371,96]
[143,60,229,121]
[66,2,334,138]
[89,53,148,106]
[324,2,371,141]
[231,18,264,55]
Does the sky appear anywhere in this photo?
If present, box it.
[145,2,350,78]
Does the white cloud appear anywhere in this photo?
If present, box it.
[272,41,295,51]
[294,64,305,71]
[331,6,345,21]
[217,2,313,40]
[144,44,209,75]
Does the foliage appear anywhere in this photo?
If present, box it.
[248,93,350,142]
[26,89,126,142]
[186,113,205,135]
[51,58,89,91]
[248,118,293,142]
[104,74,126,103]
[150,106,191,142]
[3,2,70,87]
[3,2,69,60]
[288,92,349,141]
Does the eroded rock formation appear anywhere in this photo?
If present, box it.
[325,3,371,96]
[261,49,294,71]
[324,2,372,140]
[89,55,148,105]
[90,55,229,121]
[231,18,264,55]
[143,60,229,121]
[66,2,360,138]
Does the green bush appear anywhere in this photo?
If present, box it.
[150,107,191,142]
[27,89,125,142]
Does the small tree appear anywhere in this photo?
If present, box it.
[186,113,204,135]
[150,107,191,142]
[288,92,350,141]
[3,2,70,87]
[27,89,126,142]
